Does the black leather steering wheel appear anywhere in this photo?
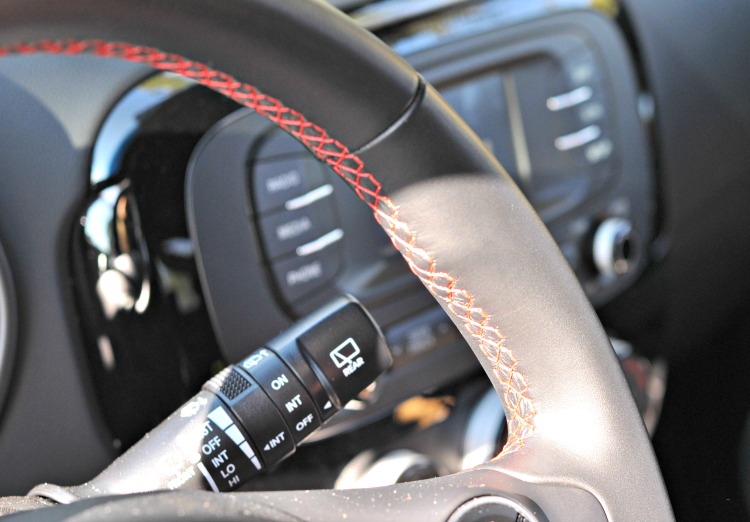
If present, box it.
[0,0,673,520]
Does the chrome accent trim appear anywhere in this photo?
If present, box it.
[351,0,473,31]
[461,388,506,470]
[592,217,640,277]
[546,85,593,111]
[554,124,601,151]
[336,449,436,489]
[296,228,345,257]
[447,495,539,522]
[0,241,16,418]
[638,91,656,124]
[285,184,334,211]
[503,73,532,187]
[27,484,80,505]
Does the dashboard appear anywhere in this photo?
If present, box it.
[0,0,749,519]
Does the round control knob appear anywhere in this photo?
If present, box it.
[447,496,538,522]
[592,218,641,277]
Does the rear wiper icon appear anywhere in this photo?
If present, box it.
[329,338,361,369]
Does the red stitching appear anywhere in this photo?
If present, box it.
[1,39,537,454]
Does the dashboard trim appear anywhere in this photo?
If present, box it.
[0,239,16,419]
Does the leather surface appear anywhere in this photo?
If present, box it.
[0,0,672,520]
[4,471,607,521]
[387,172,669,519]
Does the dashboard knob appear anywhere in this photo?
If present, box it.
[592,218,641,277]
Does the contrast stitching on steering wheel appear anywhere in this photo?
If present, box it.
[0,39,538,455]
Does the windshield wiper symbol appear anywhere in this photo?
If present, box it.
[329,338,364,377]
[330,338,360,368]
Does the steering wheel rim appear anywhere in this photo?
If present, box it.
[0,0,672,520]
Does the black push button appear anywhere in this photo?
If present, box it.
[252,157,325,213]
[204,368,295,468]
[297,302,392,407]
[238,349,321,443]
[259,197,337,259]
[271,243,340,303]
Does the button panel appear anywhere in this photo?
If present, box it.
[506,44,615,222]
[249,128,346,308]
[552,44,614,172]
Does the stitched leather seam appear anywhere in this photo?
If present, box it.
[0,40,537,454]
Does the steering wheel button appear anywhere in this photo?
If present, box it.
[259,197,337,259]
[298,302,392,407]
[252,157,325,214]
[271,244,340,303]
[238,349,321,443]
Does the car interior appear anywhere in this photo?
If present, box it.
[0,0,748,520]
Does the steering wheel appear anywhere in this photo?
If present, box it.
[0,0,672,520]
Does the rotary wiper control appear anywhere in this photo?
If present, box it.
[197,298,391,492]
[51,297,391,499]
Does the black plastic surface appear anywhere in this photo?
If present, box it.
[607,1,750,518]
[186,110,294,356]
[297,302,392,407]
[207,369,295,469]
[0,55,149,494]
[61,77,237,449]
